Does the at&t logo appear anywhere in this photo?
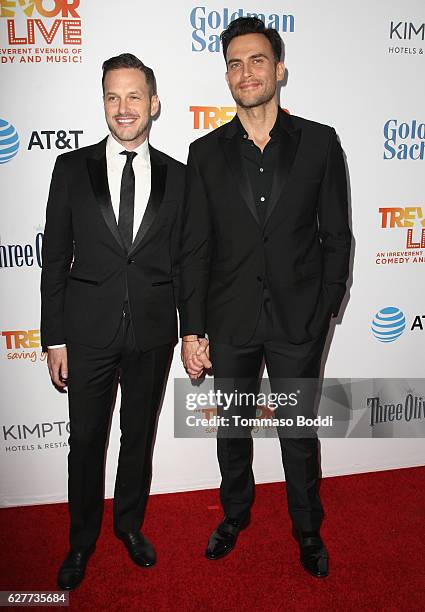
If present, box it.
[371,307,406,343]
[0,118,19,164]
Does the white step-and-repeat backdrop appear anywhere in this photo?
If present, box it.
[1,0,424,506]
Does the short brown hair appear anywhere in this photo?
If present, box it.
[102,53,157,96]
[221,17,283,63]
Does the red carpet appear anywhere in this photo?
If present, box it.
[1,467,424,611]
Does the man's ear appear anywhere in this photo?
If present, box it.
[276,61,285,82]
[150,94,160,117]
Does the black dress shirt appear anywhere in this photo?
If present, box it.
[235,111,281,224]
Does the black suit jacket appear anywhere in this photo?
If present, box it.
[41,138,185,351]
[179,111,352,345]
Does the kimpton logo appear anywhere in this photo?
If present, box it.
[388,20,425,56]
[390,21,425,40]
[2,420,69,453]
[0,118,19,164]
[371,307,406,343]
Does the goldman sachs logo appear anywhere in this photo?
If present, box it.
[190,7,295,52]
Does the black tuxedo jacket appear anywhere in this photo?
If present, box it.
[179,111,352,345]
[41,138,185,351]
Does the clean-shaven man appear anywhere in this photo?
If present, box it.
[180,18,351,578]
[41,53,184,589]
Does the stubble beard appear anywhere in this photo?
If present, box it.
[233,83,277,110]
[107,116,150,145]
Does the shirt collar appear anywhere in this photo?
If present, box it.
[233,108,283,142]
[106,134,150,167]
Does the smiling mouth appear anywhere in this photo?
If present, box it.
[115,116,139,126]
[240,81,261,91]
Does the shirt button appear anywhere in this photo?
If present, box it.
[259,167,264,173]
[260,196,265,202]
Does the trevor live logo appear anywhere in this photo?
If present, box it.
[1,329,46,362]
[0,0,82,63]
[379,206,425,248]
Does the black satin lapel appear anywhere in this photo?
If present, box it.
[130,161,167,253]
[221,137,259,225]
[87,156,125,251]
[264,128,301,226]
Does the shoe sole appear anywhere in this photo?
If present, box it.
[300,559,329,578]
[57,580,83,591]
[129,557,156,568]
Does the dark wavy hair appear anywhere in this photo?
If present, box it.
[221,17,282,63]
[102,53,157,96]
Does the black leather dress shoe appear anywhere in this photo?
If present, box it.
[57,547,94,590]
[205,514,250,560]
[115,530,156,567]
[293,529,329,578]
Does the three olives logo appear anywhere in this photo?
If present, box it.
[0,118,20,164]
[371,307,406,343]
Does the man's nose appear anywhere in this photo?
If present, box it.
[242,62,252,78]
[118,98,129,115]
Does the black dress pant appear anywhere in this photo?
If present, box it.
[66,305,173,550]
[210,297,328,532]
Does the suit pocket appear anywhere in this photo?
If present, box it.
[68,267,114,286]
[152,279,173,287]
[68,274,99,285]
[295,259,322,281]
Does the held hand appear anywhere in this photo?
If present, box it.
[181,336,212,379]
[181,339,204,378]
[47,346,68,392]
[197,338,211,368]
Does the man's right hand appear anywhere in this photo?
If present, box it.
[47,346,68,391]
[181,336,212,379]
